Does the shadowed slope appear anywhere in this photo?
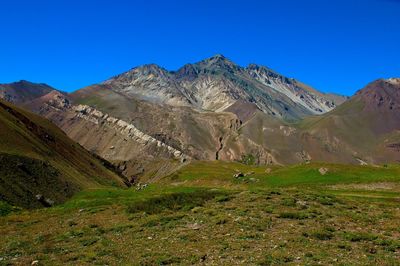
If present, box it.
[0,99,126,208]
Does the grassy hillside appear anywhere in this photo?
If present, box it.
[1,161,399,265]
[0,99,126,208]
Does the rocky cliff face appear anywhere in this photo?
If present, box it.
[73,104,188,160]
[33,91,188,161]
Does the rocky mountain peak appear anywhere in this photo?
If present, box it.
[130,64,169,78]
[196,54,241,73]
[1,80,53,90]
[104,64,170,85]
[0,80,56,104]
[8,80,34,86]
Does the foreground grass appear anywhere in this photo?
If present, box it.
[1,162,400,265]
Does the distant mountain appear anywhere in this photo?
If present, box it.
[0,99,126,208]
[103,55,348,120]
[0,80,57,104]
[2,58,398,183]
[297,78,400,163]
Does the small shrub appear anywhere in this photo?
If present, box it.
[191,206,203,213]
[0,201,17,216]
[215,215,229,225]
[80,238,98,246]
[265,207,273,214]
[343,232,378,242]
[305,252,313,258]
[338,243,352,250]
[215,195,231,202]
[241,154,256,165]
[281,198,296,207]
[374,239,400,252]
[279,212,308,219]
[324,226,336,232]
[315,195,336,205]
[109,224,134,233]
[310,230,334,240]
[269,191,281,196]
[259,253,293,265]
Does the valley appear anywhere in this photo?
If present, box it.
[0,56,399,266]
[2,1,400,265]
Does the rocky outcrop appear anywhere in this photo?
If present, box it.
[72,104,189,160]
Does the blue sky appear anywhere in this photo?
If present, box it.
[0,0,399,95]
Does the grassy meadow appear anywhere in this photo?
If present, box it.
[1,161,400,265]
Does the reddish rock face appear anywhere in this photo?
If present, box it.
[356,78,400,112]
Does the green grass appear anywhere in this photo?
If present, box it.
[278,211,309,219]
[1,161,400,265]
[126,189,227,214]
[0,201,19,216]
[167,160,400,189]
[56,186,229,211]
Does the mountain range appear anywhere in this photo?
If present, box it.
[1,55,399,182]
[102,54,347,119]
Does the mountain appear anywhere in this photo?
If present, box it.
[295,78,400,163]
[104,54,347,120]
[235,78,400,165]
[0,80,57,104]
[30,86,249,179]
[0,99,126,209]
[3,57,398,183]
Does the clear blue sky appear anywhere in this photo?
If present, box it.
[1,0,399,95]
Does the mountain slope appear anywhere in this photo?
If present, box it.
[13,78,398,168]
[0,80,57,104]
[30,87,268,178]
[4,63,398,173]
[0,99,126,208]
[299,78,400,163]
